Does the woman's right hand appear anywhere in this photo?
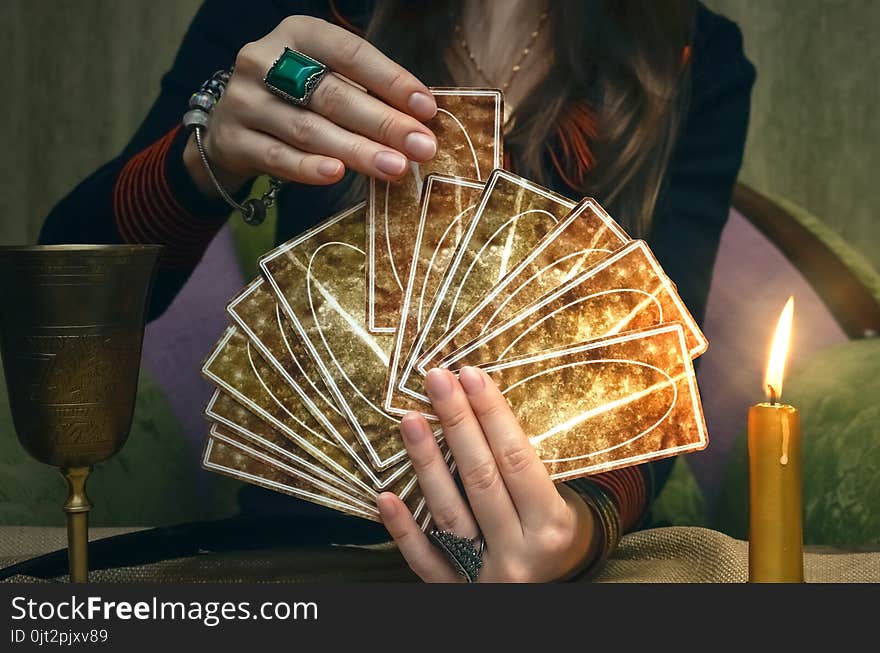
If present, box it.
[183,15,438,197]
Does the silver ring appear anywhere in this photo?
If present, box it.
[428,529,485,583]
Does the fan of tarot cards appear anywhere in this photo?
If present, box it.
[200,88,709,527]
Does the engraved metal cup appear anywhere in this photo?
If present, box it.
[0,245,162,582]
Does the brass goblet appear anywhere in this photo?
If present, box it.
[0,245,161,582]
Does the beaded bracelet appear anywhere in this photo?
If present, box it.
[182,68,282,226]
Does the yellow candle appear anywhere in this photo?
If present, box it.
[748,297,804,583]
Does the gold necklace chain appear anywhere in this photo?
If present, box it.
[454,10,549,93]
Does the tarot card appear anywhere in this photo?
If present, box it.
[440,240,709,369]
[383,175,485,418]
[203,326,380,497]
[228,277,415,490]
[204,426,380,521]
[418,197,630,371]
[482,323,708,480]
[368,88,503,333]
[206,389,429,518]
[398,169,576,405]
[261,203,414,469]
[206,389,361,497]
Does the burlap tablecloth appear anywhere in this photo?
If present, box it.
[2,526,878,583]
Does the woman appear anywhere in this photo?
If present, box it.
[41,0,755,581]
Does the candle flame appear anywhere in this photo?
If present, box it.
[764,296,794,402]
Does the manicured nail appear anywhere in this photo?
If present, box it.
[459,366,485,395]
[400,413,428,444]
[403,131,437,161]
[318,159,343,177]
[408,91,437,120]
[425,368,454,400]
[374,151,408,176]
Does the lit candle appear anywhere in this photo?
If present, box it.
[748,296,804,583]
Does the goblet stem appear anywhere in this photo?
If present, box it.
[61,466,92,583]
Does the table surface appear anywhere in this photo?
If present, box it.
[2,526,878,583]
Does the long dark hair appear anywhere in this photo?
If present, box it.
[359,0,695,238]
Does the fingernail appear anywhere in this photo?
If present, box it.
[376,492,398,518]
[425,368,454,400]
[374,151,408,176]
[408,92,437,120]
[400,413,428,444]
[459,366,485,395]
[318,159,343,177]
[403,131,437,161]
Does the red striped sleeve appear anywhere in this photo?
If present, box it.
[588,466,648,533]
[113,126,228,267]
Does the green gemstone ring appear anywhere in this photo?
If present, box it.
[263,48,328,107]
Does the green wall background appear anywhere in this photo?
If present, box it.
[706,0,879,272]
[1,0,203,246]
[1,0,878,269]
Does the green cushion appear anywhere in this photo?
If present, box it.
[716,338,880,546]
[649,457,710,528]
[0,367,239,527]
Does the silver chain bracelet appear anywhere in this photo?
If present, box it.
[182,68,282,226]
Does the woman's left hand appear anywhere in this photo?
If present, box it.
[378,366,600,582]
